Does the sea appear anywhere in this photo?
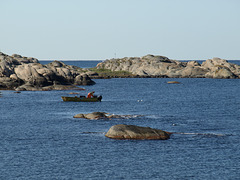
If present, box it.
[0,60,240,180]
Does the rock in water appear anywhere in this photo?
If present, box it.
[73,112,144,120]
[96,55,240,79]
[74,112,108,120]
[167,81,181,84]
[105,124,171,140]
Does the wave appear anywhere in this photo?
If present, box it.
[79,132,230,138]
[80,132,106,134]
[106,114,144,119]
[172,132,229,137]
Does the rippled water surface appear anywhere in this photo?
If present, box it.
[0,61,240,179]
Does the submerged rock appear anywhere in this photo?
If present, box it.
[167,81,181,84]
[73,112,143,120]
[74,112,108,120]
[105,124,171,140]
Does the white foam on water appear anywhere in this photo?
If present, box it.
[173,132,226,137]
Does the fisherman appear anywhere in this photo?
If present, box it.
[87,91,95,98]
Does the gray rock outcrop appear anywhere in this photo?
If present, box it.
[0,52,95,90]
[105,124,171,140]
[96,54,240,79]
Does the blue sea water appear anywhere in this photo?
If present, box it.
[0,61,240,179]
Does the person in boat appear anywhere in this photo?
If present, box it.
[87,91,95,98]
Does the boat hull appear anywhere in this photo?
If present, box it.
[61,96,102,102]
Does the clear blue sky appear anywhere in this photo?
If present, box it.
[1,0,240,60]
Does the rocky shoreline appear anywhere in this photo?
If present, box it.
[0,52,95,91]
[1,52,239,91]
[96,54,240,79]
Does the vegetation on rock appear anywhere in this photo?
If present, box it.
[95,55,240,79]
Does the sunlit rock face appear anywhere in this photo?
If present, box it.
[0,52,95,90]
[96,55,240,79]
[105,124,171,140]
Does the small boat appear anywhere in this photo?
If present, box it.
[61,95,102,102]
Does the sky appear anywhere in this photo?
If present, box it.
[0,0,240,60]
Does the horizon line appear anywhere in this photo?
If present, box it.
[39,59,240,61]
[39,59,103,61]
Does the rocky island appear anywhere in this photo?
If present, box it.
[0,52,95,91]
[96,54,240,79]
[1,52,239,91]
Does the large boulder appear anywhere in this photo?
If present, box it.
[201,58,239,78]
[205,66,237,79]
[202,58,238,78]
[14,64,49,86]
[105,124,171,140]
[74,74,96,85]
